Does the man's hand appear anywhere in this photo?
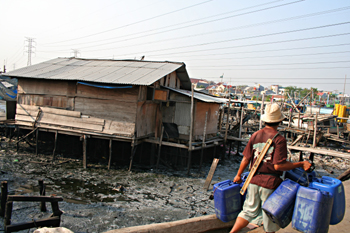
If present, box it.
[233,175,242,183]
[302,160,312,171]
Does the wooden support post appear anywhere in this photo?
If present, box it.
[128,140,136,172]
[288,110,292,128]
[299,151,303,161]
[38,179,47,212]
[150,144,155,166]
[0,181,8,217]
[218,108,223,131]
[199,112,208,171]
[203,158,220,191]
[35,129,39,156]
[260,93,265,130]
[83,135,87,169]
[313,113,318,148]
[224,97,231,144]
[187,84,195,176]
[4,201,13,226]
[239,107,243,138]
[156,127,164,170]
[298,112,301,129]
[16,126,19,152]
[108,139,112,170]
[337,124,340,138]
[52,131,58,162]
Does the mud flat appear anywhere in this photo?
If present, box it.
[0,137,347,233]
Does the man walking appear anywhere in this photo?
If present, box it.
[229,103,311,233]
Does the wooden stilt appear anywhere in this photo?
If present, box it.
[199,112,208,171]
[313,113,318,148]
[4,201,13,226]
[83,135,87,169]
[52,131,58,162]
[150,143,155,166]
[239,107,243,138]
[108,139,112,170]
[188,84,195,176]
[38,179,47,212]
[128,140,136,171]
[36,129,39,156]
[16,126,19,152]
[299,151,303,161]
[260,94,265,129]
[156,127,164,170]
[0,181,8,217]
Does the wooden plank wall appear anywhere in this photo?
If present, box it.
[193,102,220,137]
[16,79,139,137]
[159,71,181,89]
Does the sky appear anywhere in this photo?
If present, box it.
[1,0,350,93]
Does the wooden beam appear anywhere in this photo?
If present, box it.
[203,158,220,191]
[313,113,318,148]
[288,145,350,159]
[103,214,235,233]
[199,112,208,171]
[52,131,58,162]
[82,135,87,169]
[108,139,112,170]
[187,84,195,175]
[156,127,164,170]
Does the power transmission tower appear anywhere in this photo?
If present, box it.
[71,49,80,58]
[25,37,36,66]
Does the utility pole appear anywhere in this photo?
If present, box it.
[25,37,35,66]
[343,75,347,105]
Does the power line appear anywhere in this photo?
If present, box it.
[44,0,214,44]
[188,66,350,70]
[44,0,295,48]
[181,50,350,61]
[133,32,350,57]
[149,43,350,58]
[103,21,350,55]
[76,5,350,51]
[190,60,350,67]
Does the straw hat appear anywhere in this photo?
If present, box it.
[261,103,285,123]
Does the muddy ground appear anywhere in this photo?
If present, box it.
[0,133,348,233]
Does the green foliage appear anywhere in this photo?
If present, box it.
[251,95,257,100]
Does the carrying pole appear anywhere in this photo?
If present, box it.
[240,133,279,195]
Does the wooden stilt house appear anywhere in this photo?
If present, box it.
[1,57,226,169]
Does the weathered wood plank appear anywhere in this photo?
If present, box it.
[76,84,139,101]
[136,102,157,138]
[17,79,75,96]
[74,97,137,122]
[288,145,350,159]
[40,107,81,118]
[103,120,135,136]
[104,214,235,233]
[39,112,103,131]
[194,102,220,137]
[18,94,74,110]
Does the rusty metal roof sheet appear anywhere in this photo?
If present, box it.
[3,57,192,90]
[164,86,228,103]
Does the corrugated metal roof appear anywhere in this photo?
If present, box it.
[3,57,192,90]
[164,86,228,103]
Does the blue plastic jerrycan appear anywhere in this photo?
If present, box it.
[262,179,300,228]
[285,167,316,186]
[292,186,333,233]
[213,180,242,222]
[309,176,345,225]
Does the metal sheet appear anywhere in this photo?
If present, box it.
[165,86,227,104]
[3,57,189,88]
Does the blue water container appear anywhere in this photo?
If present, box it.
[262,179,300,228]
[309,176,345,225]
[292,186,333,233]
[285,167,316,186]
[213,180,241,222]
